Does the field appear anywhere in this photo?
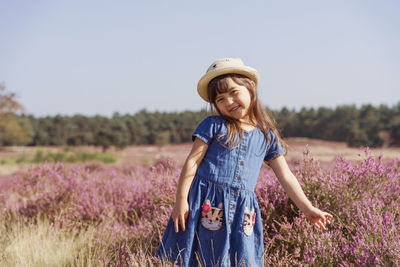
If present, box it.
[119,137,400,166]
[0,138,399,266]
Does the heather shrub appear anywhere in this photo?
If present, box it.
[0,157,179,264]
[256,148,400,266]
[0,151,399,266]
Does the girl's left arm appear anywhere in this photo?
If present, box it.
[268,156,333,230]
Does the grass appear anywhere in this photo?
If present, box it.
[0,149,117,165]
[0,216,99,267]
[0,214,168,267]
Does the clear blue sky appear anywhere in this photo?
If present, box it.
[1,1,399,117]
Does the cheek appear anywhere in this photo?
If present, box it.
[215,103,226,112]
[243,95,252,107]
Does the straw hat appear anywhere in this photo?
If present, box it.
[197,58,259,102]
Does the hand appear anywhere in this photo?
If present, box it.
[304,206,333,231]
[171,199,189,233]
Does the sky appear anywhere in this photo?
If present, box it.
[0,0,399,117]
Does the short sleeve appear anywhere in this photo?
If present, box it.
[264,130,285,162]
[192,116,219,144]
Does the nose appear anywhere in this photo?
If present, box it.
[226,97,234,105]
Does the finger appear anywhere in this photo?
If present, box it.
[180,215,186,232]
[184,210,189,220]
[315,218,325,230]
[320,219,328,230]
[174,218,179,233]
[325,214,333,223]
[323,217,330,225]
[320,222,326,231]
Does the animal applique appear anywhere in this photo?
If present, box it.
[243,207,256,236]
[201,199,223,231]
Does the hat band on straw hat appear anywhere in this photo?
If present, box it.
[197,58,259,102]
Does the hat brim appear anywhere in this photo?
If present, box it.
[197,66,259,102]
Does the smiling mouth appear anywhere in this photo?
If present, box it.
[229,106,240,112]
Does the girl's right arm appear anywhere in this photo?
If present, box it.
[172,137,208,233]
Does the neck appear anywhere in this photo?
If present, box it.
[238,119,256,131]
[239,118,256,126]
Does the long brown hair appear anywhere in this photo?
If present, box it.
[207,73,287,155]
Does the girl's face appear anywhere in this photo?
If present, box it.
[214,77,252,122]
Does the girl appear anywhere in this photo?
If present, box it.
[156,58,332,267]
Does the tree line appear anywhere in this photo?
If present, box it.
[1,83,400,148]
[1,104,400,149]
[271,104,400,147]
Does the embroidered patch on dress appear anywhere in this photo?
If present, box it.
[243,207,256,236]
[200,199,223,231]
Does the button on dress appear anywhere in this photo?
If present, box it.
[156,116,285,267]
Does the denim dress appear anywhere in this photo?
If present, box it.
[156,116,285,267]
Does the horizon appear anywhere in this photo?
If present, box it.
[16,101,400,119]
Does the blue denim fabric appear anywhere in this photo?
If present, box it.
[156,116,285,267]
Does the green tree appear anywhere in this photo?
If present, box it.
[275,107,300,137]
[389,115,400,146]
[328,105,359,141]
[111,113,131,149]
[94,116,114,151]
[297,107,317,137]
[358,104,383,147]
[346,121,369,147]
[0,83,32,145]
[67,115,95,145]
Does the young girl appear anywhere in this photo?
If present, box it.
[156,58,332,266]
